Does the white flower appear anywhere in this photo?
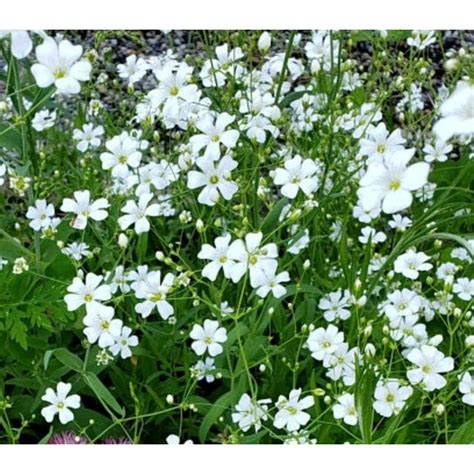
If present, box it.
[165,434,193,445]
[394,250,432,280]
[117,54,149,84]
[253,260,290,298]
[83,305,122,348]
[32,109,56,131]
[134,270,175,319]
[187,155,238,206]
[359,123,405,164]
[109,326,139,359]
[433,81,474,141]
[319,290,351,322]
[73,124,104,152]
[227,231,278,286]
[189,113,240,160]
[332,393,357,426]
[41,382,81,424]
[388,214,412,232]
[197,234,235,281]
[406,345,454,391]
[373,380,413,417]
[288,229,310,255]
[190,319,227,357]
[26,199,55,231]
[12,257,29,274]
[407,30,436,50]
[62,242,90,261]
[60,190,109,230]
[436,262,457,280]
[273,155,320,199]
[192,357,216,383]
[107,265,130,294]
[232,393,270,432]
[452,277,474,301]
[100,135,142,177]
[0,164,6,186]
[358,226,387,244]
[307,324,344,361]
[0,30,33,59]
[273,388,314,432]
[458,372,474,406]
[200,45,245,88]
[423,139,452,163]
[31,37,91,94]
[258,32,272,53]
[358,149,430,214]
[118,194,161,234]
[64,273,111,313]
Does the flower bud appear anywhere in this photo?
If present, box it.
[118,233,128,249]
[258,31,271,52]
[196,219,205,233]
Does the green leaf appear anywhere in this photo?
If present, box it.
[199,391,235,443]
[54,348,83,372]
[449,417,474,444]
[83,372,125,417]
[261,198,288,234]
[355,366,376,444]
[279,90,311,108]
[0,122,21,151]
[10,318,28,350]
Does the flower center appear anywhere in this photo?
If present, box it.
[169,86,179,96]
[84,293,93,302]
[389,180,401,191]
[150,292,163,302]
[54,68,66,79]
[377,144,385,153]
[204,335,213,345]
[118,155,128,164]
[288,406,298,416]
[211,135,220,142]
[56,401,65,409]
[386,393,395,402]
[100,320,110,330]
[209,175,219,184]
[422,364,431,374]
[219,255,227,263]
[249,255,258,266]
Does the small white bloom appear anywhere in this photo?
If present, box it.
[406,345,454,391]
[232,393,271,432]
[60,190,109,230]
[332,393,357,426]
[31,37,91,95]
[83,305,122,348]
[118,193,161,234]
[373,380,413,417]
[307,324,344,362]
[394,250,433,280]
[458,372,474,406]
[187,155,238,206]
[32,109,56,131]
[26,199,55,231]
[64,272,111,313]
[190,319,227,357]
[41,382,81,424]
[274,388,314,432]
[73,124,104,152]
[134,270,175,319]
[273,155,320,199]
[109,326,139,359]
